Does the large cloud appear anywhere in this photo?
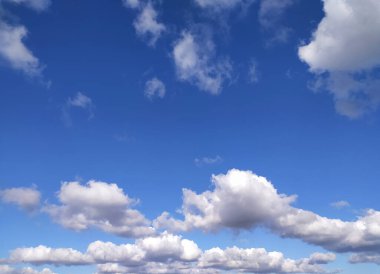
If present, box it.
[155,169,380,254]
[299,0,380,118]
[0,0,49,76]
[4,233,333,273]
[0,187,40,212]
[173,31,232,95]
[43,180,155,238]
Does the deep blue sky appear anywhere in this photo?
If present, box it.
[1,0,380,273]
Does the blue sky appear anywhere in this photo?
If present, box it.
[1,0,380,273]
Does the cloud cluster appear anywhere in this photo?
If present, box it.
[0,186,40,212]
[155,169,380,254]
[43,180,155,238]
[0,0,49,76]
[5,232,334,274]
[299,0,380,118]
[173,31,232,95]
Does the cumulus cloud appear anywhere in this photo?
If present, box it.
[194,156,223,167]
[173,31,232,95]
[0,265,56,274]
[299,0,380,118]
[62,92,95,126]
[42,180,155,238]
[144,77,166,99]
[0,186,40,212]
[258,0,295,44]
[154,169,380,254]
[5,233,333,273]
[0,0,49,76]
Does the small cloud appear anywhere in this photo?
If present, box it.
[62,92,95,127]
[248,61,259,83]
[144,77,166,100]
[330,200,350,209]
[0,186,41,212]
[194,155,223,167]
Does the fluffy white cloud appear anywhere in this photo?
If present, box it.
[299,0,380,118]
[194,156,223,167]
[199,247,331,273]
[173,31,232,95]
[6,233,333,273]
[144,77,166,99]
[0,187,40,212]
[0,265,56,274]
[155,169,380,254]
[43,180,155,238]
[9,245,91,265]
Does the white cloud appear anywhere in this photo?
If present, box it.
[330,200,350,209]
[62,92,95,126]
[0,23,42,76]
[154,169,380,254]
[258,0,294,43]
[43,180,155,238]
[121,0,140,9]
[0,0,49,76]
[144,77,166,99]
[173,31,232,95]
[9,245,91,266]
[248,60,259,83]
[5,233,333,273]
[123,1,165,46]
[194,156,223,167]
[298,0,380,118]
[0,186,40,212]
[0,265,56,274]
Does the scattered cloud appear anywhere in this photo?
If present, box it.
[258,0,295,44]
[248,60,259,83]
[42,180,155,238]
[194,156,223,167]
[154,169,380,254]
[173,31,232,95]
[4,232,334,273]
[299,0,380,118]
[123,0,165,46]
[350,252,380,265]
[144,77,166,99]
[0,0,49,77]
[0,186,40,212]
[62,92,95,126]
[330,200,350,209]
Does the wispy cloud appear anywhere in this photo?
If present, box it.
[194,155,223,167]
[62,92,95,127]
[144,77,166,100]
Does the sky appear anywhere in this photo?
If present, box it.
[1,0,380,273]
